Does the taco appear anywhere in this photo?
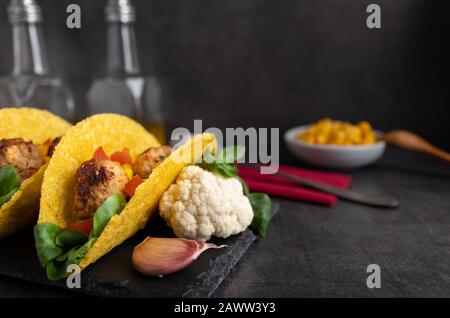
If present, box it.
[0,107,72,239]
[34,113,216,280]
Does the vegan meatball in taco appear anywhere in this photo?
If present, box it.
[0,107,72,239]
[34,113,216,280]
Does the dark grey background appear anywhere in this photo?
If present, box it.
[1,1,450,298]
[0,0,449,149]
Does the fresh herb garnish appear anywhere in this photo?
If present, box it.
[247,192,272,238]
[46,238,96,281]
[239,177,250,196]
[197,146,272,237]
[34,222,65,266]
[197,145,245,178]
[91,194,126,238]
[34,194,126,280]
[219,145,246,164]
[0,165,20,207]
[55,228,88,248]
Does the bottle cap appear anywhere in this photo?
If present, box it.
[8,0,42,24]
[105,0,136,23]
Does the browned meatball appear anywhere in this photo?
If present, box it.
[133,145,172,179]
[0,138,45,182]
[47,136,61,157]
[74,158,129,219]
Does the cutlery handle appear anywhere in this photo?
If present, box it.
[274,170,400,208]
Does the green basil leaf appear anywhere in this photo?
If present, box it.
[239,177,250,196]
[34,223,65,266]
[46,259,69,281]
[248,192,272,238]
[46,238,96,281]
[223,164,238,177]
[220,146,246,163]
[215,163,237,178]
[196,161,212,171]
[198,161,238,178]
[92,194,126,238]
[55,249,71,262]
[0,165,20,195]
[197,146,244,178]
[0,188,18,207]
[67,238,96,265]
[55,228,88,248]
[0,165,20,207]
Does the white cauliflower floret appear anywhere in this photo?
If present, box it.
[159,165,253,241]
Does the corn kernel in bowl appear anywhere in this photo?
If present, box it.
[297,119,378,146]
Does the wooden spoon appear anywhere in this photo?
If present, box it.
[381,130,450,163]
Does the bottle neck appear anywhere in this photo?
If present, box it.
[12,22,49,76]
[106,22,140,76]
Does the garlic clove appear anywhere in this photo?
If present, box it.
[132,237,226,276]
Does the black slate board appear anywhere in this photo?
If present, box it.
[0,203,279,297]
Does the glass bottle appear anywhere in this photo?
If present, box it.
[87,0,166,143]
[0,0,75,121]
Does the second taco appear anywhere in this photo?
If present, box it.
[34,113,215,280]
[0,107,72,239]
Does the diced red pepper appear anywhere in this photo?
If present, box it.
[69,218,93,235]
[124,175,143,197]
[111,148,132,165]
[93,146,108,160]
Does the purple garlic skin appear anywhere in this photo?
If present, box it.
[132,237,226,276]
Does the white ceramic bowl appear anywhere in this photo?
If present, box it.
[284,125,386,169]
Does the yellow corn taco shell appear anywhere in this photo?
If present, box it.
[38,113,216,270]
[0,107,72,239]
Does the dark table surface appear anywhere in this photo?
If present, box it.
[1,146,449,297]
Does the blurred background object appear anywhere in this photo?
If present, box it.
[87,0,166,143]
[0,0,448,152]
[0,0,75,121]
[284,124,386,169]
